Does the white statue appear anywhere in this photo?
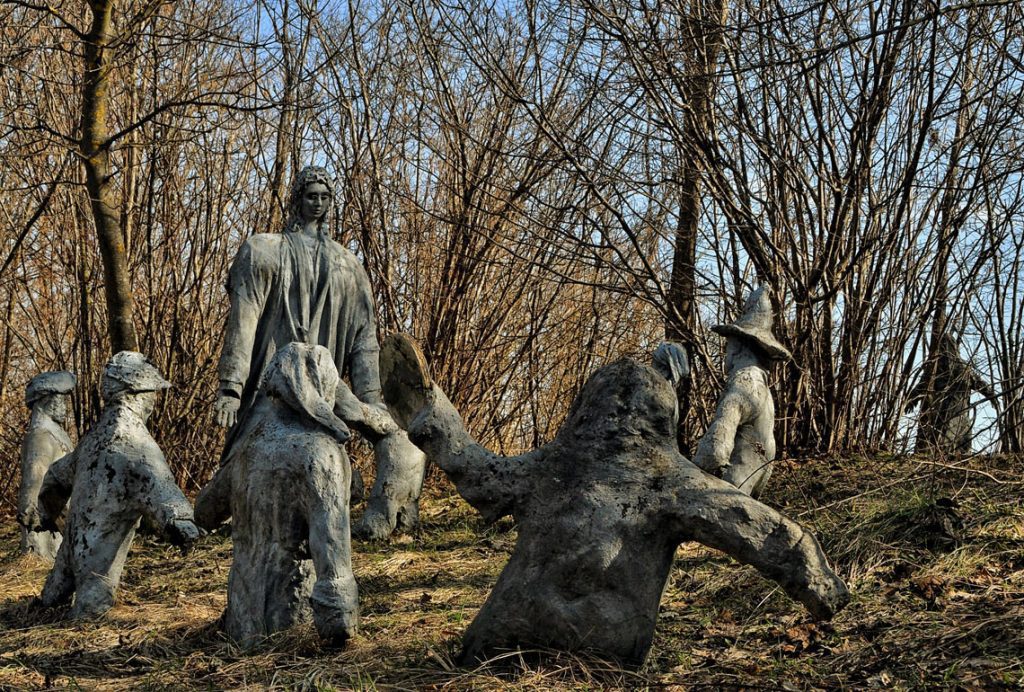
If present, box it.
[17,370,75,560]
[37,352,200,619]
[693,286,791,498]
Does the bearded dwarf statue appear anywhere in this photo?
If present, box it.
[379,333,849,667]
[37,352,200,619]
[196,342,375,647]
[693,286,791,498]
[17,370,76,561]
[212,166,425,541]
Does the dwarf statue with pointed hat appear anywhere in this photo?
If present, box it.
[37,352,200,619]
[378,332,847,667]
[17,370,76,560]
[693,286,791,498]
[195,342,372,647]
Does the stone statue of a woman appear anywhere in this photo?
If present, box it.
[211,166,425,540]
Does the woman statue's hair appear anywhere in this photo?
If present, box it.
[284,165,334,235]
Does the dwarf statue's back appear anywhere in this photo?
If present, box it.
[38,352,200,619]
[693,286,791,498]
[18,371,75,560]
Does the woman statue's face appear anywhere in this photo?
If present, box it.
[301,182,331,222]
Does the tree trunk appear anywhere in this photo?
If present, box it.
[81,0,138,353]
[665,0,729,454]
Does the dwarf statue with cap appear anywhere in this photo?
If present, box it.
[196,342,387,647]
[693,286,791,498]
[17,370,76,560]
[378,332,848,667]
[36,352,201,619]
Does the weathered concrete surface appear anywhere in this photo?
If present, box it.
[196,343,358,647]
[693,286,789,497]
[38,352,199,620]
[18,371,75,560]
[213,166,426,540]
[382,333,849,666]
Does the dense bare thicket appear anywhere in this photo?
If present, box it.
[1,0,1021,508]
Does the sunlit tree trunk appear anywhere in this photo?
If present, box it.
[81,0,139,353]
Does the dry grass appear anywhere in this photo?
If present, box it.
[2,455,1023,690]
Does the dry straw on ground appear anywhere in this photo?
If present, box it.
[1,455,1023,689]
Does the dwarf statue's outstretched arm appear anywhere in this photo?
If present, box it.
[131,445,201,549]
[664,463,850,621]
[693,389,752,473]
[406,385,533,524]
[334,380,397,443]
[194,462,233,531]
[381,333,532,523]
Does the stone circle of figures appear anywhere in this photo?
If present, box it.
[36,163,1002,666]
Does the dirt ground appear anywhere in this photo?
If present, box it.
[1,454,1022,690]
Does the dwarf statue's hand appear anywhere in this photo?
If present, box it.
[333,383,365,422]
[365,402,399,437]
[215,394,240,428]
[166,518,204,554]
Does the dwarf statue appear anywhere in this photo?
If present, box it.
[17,370,76,560]
[908,332,996,455]
[652,341,690,390]
[380,333,848,667]
[36,352,200,619]
[692,286,791,498]
[196,342,385,647]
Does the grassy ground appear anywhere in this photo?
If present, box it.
[1,454,1022,690]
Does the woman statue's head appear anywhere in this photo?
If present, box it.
[285,166,334,235]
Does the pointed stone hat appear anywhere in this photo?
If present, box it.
[25,370,76,407]
[712,286,792,361]
[101,351,172,400]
